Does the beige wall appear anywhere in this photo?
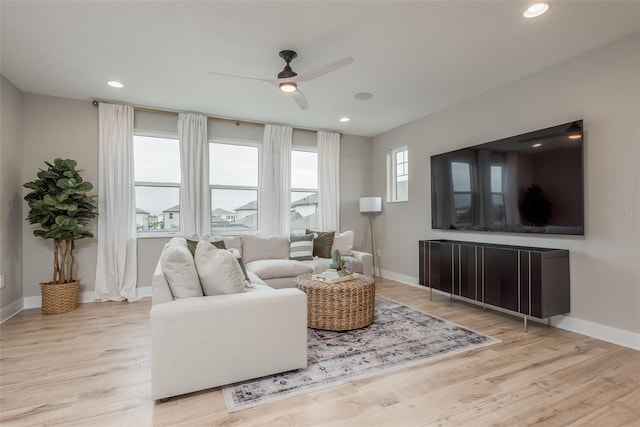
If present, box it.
[0,75,24,311]
[21,94,99,298]
[371,33,640,334]
[19,99,372,294]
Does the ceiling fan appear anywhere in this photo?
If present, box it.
[206,50,354,110]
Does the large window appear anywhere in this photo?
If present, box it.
[389,146,408,202]
[133,134,181,234]
[209,140,259,232]
[291,148,318,232]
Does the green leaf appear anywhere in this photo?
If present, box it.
[43,194,57,206]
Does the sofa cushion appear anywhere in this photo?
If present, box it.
[194,240,247,296]
[289,234,314,261]
[242,235,290,263]
[301,258,331,274]
[246,270,267,287]
[160,242,203,299]
[245,283,274,293]
[306,229,335,258]
[331,230,354,256]
[245,259,313,280]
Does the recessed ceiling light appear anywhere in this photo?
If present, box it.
[568,134,582,140]
[532,143,542,148]
[106,80,124,88]
[523,3,550,18]
[354,92,373,101]
[339,117,350,123]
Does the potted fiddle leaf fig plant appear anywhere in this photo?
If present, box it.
[23,158,98,314]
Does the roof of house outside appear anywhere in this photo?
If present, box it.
[212,208,235,216]
[235,200,257,211]
[291,193,318,207]
[163,204,180,212]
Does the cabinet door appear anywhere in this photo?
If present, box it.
[519,251,531,315]
[483,247,519,312]
[454,244,477,299]
[419,241,427,287]
[430,242,454,293]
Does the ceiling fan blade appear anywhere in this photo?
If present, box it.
[291,90,308,110]
[205,70,278,85]
[293,57,354,82]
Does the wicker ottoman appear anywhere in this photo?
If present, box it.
[293,273,375,331]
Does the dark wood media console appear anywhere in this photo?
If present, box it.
[418,239,570,331]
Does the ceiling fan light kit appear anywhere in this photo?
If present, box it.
[279,82,297,93]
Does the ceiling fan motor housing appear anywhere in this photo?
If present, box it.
[278,50,298,79]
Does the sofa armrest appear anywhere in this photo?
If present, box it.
[150,288,308,400]
[350,250,373,276]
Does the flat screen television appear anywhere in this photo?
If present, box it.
[431,120,584,235]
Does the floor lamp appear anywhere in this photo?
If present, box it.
[359,197,382,278]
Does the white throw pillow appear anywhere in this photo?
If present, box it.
[160,242,203,299]
[194,240,247,296]
[331,230,355,256]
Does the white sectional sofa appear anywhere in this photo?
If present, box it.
[150,231,372,401]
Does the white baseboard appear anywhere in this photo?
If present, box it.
[379,269,640,351]
[0,299,24,324]
[2,286,152,324]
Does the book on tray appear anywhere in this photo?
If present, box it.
[311,269,359,284]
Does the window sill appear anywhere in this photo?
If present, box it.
[136,231,181,239]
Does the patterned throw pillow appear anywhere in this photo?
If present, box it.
[290,234,314,261]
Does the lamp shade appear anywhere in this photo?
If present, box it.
[359,197,382,213]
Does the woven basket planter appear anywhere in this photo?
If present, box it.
[40,280,80,314]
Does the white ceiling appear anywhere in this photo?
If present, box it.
[1,1,638,137]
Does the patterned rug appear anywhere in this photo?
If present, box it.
[223,295,499,412]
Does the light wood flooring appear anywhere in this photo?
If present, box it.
[1,278,639,426]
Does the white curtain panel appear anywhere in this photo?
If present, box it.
[178,113,211,236]
[95,103,140,302]
[317,131,341,231]
[258,124,292,235]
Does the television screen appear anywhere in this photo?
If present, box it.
[431,120,584,235]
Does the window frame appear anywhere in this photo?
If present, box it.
[388,145,409,203]
[133,131,182,239]
[290,146,319,233]
[209,138,261,235]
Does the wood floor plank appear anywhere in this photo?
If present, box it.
[1,278,638,426]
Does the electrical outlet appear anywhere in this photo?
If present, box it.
[0,274,5,289]
[377,249,381,257]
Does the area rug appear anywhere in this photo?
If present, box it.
[223,295,499,412]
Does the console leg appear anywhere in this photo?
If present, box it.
[524,315,528,333]
[429,286,432,301]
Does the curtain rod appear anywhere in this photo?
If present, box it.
[91,100,342,135]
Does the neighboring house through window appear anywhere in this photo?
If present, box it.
[291,148,319,232]
[388,146,408,202]
[209,140,259,232]
[133,134,181,235]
